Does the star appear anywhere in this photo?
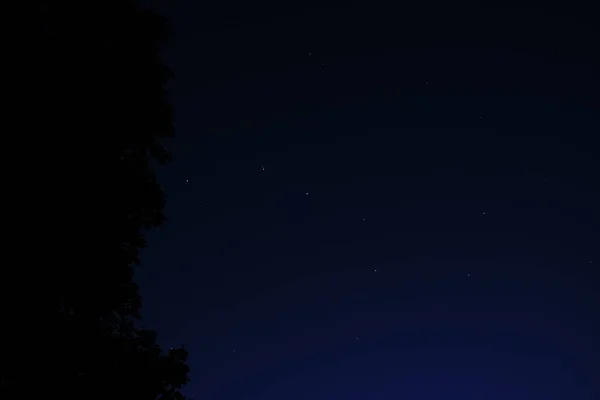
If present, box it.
[305,192,309,196]
[261,165,265,171]
[374,269,377,272]
[185,179,189,183]
[482,211,486,215]
[467,273,471,277]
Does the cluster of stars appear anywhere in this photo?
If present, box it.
[181,87,593,359]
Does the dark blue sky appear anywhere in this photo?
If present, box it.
[135,2,599,399]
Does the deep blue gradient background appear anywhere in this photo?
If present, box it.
[135,2,599,399]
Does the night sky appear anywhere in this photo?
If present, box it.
[135,2,599,399]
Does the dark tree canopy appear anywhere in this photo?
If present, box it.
[32,0,174,321]
[2,1,189,399]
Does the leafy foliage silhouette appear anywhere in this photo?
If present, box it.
[1,1,189,399]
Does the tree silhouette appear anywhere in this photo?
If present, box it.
[2,1,189,399]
